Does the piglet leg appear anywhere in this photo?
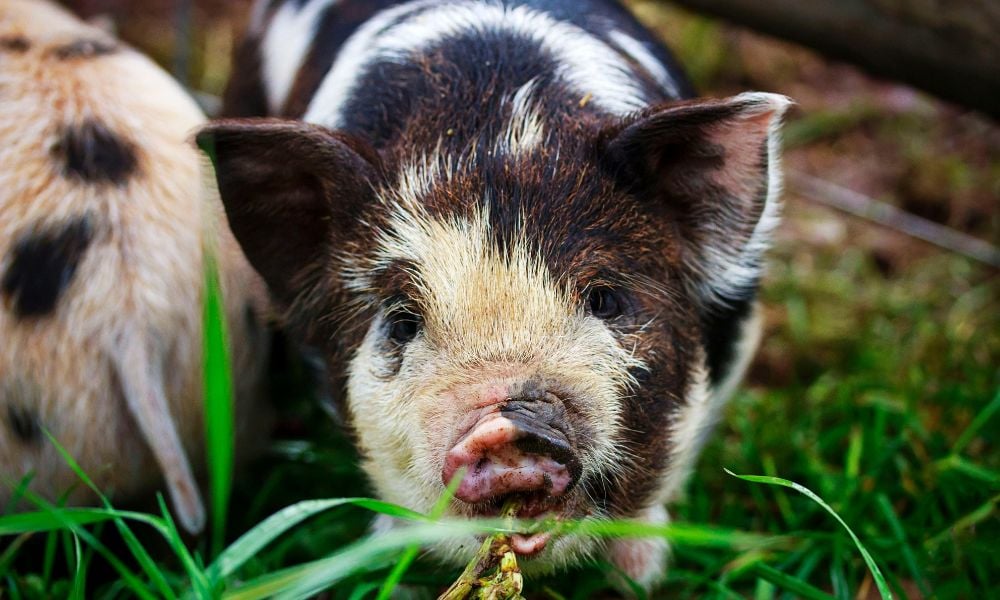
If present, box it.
[608,504,670,594]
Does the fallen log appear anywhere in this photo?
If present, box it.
[665,0,1000,118]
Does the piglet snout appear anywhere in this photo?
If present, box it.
[443,398,582,505]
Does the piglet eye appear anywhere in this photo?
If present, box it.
[386,303,422,345]
[389,314,420,344]
[587,287,623,320]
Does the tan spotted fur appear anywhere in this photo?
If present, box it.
[0,0,269,533]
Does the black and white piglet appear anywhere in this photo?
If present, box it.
[0,0,269,534]
[202,0,789,587]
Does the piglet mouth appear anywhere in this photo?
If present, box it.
[466,491,570,556]
[469,490,566,519]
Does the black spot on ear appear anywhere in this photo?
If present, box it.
[2,217,94,318]
[0,36,30,52]
[6,404,40,444]
[53,120,138,185]
[50,38,117,60]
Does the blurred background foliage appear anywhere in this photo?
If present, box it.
[25,0,1000,597]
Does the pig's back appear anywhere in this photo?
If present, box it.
[227,0,694,133]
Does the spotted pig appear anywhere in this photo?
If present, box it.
[0,0,269,534]
[203,0,789,587]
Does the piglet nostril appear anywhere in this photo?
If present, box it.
[513,431,581,484]
[501,397,582,484]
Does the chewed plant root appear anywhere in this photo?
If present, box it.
[439,500,526,600]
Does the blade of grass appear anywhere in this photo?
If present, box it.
[542,586,568,600]
[762,455,795,526]
[203,250,236,558]
[951,389,1000,456]
[70,532,86,600]
[375,469,463,600]
[42,527,58,591]
[829,543,849,600]
[6,575,22,600]
[727,470,893,600]
[0,533,31,575]
[722,548,777,580]
[924,493,998,550]
[554,519,793,551]
[791,546,826,594]
[156,495,212,598]
[0,507,167,535]
[347,582,382,600]
[754,577,776,600]
[2,473,35,514]
[205,497,428,584]
[665,568,745,600]
[61,529,75,583]
[874,494,930,597]
[845,426,863,481]
[933,454,1000,484]
[596,557,647,600]
[752,563,836,600]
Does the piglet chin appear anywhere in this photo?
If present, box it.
[510,531,552,556]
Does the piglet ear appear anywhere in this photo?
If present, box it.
[197,119,378,308]
[604,92,791,306]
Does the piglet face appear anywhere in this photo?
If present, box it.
[330,184,674,564]
[342,196,648,553]
[199,91,788,566]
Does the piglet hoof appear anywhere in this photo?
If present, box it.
[608,505,670,595]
